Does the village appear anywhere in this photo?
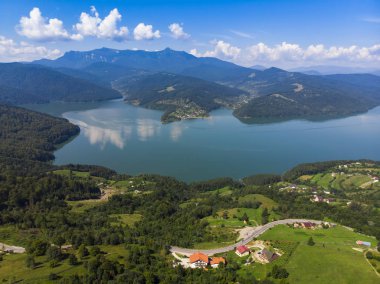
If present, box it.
[171,220,336,270]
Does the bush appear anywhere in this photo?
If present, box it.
[307,237,315,246]
[25,255,36,269]
[69,254,78,265]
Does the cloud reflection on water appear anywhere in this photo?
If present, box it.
[68,116,186,149]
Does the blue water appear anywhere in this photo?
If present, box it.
[27,100,380,182]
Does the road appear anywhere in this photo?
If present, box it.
[170,219,324,256]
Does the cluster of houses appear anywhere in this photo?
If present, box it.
[186,244,279,269]
[293,221,334,229]
[235,245,278,264]
[188,253,226,268]
[311,194,335,204]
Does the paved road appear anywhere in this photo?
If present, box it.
[171,219,324,256]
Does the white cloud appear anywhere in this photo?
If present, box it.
[192,40,380,68]
[17,7,78,41]
[229,29,254,39]
[168,23,190,39]
[246,42,380,65]
[74,6,129,41]
[133,23,160,40]
[0,35,62,62]
[191,40,241,59]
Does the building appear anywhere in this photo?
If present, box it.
[301,222,316,229]
[258,248,278,263]
[235,245,250,257]
[311,195,324,202]
[210,257,226,268]
[189,252,209,268]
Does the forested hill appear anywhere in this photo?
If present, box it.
[0,104,79,174]
[0,63,121,105]
[117,72,248,122]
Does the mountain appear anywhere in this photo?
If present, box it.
[0,63,121,105]
[116,72,248,123]
[35,47,253,82]
[233,71,380,122]
[250,65,267,71]
[33,48,380,123]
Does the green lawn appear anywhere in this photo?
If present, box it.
[257,225,379,283]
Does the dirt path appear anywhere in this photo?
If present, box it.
[0,242,26,253]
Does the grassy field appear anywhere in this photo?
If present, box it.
[0,226,43,247]
[66,199,104,213]
[109,213,142,227]
[257,225,379,283]
[238,194,278,209]
[0,253,85,283]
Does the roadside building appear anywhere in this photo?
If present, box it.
[258,248,278,263]
[210,257,226,268]
[235,245,250,257]
[189,252,209,268]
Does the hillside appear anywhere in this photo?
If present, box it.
[117,72,247,122]
[0,104,79,174]
[0,63,121,105]
[233,68,380,122]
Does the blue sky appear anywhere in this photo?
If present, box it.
[0,0,379,68]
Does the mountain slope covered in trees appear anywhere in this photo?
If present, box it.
[0,63,121,105]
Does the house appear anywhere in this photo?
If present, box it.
[301,222,316,229]
[311,195,324,202]
[235,245,250,257]
[258,248,278,263]
[210,257,226,268]
[189,252,209,268]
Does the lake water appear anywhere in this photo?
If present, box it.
[27,100,380,182]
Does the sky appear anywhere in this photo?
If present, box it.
[0,0,379,68]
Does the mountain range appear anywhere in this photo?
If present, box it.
[0,47,379,123]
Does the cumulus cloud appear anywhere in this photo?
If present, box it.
[74,6,129,41]
[190,40,241,59]
[0,35,62,62]
[133,23,160,40]
[17,7,79,41]
[246,42,380,65]
[168,23,190,39]
[191,40,380,67]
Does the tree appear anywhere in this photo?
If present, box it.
[241,212,249,222]
[69,254,78,265]
[47,246,63,261]
[261,208,269,224]
[54,236,65,249]
[78,244,89,258]
[28,239,49,256]
[270,265,289,279]
[25,255,36,269]
[222,211,229,220]
[307,237,315,246]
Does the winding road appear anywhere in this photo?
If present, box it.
[170,219,325,256]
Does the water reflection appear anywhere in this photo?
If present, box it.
[136,119,161,141]
[67,114,187,149]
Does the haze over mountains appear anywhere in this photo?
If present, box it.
[0,47,380,123]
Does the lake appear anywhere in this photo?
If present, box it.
[26,100,380,182]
